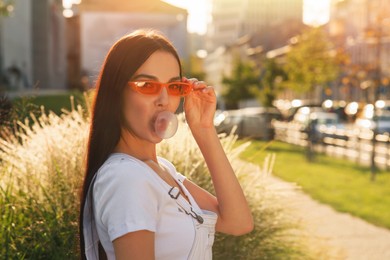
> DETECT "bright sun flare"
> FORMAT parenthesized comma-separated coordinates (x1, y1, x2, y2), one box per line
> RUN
(303, 0, 331, 27)
(165, 0, 331, 33)
(163, 0, 210, 35)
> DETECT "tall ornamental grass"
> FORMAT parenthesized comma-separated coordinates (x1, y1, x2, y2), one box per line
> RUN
(0, 103, 311, 259)
(0, 104, 88, 259)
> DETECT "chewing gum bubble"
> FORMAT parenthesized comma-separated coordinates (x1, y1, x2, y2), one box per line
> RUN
(154, 111, 178, 139)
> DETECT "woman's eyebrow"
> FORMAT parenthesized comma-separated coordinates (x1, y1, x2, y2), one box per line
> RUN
(131, 74, 157, 81)
(169, 76, 181, 82)
(131, 74, 182, 82)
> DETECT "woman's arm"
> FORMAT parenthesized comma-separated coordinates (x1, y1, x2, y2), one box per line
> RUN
(183, 79, 254, 236)
(113, 230, 155, 260)
(183, 128, 254, 235)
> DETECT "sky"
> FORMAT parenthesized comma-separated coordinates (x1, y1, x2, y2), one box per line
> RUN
(163, 0, 210, 35)
(164, 0, 331, 34)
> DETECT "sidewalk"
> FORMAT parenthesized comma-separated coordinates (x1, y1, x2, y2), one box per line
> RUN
(265, 174, 390, 260)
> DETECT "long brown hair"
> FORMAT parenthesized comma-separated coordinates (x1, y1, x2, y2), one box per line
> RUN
(79, 29, 182, 259)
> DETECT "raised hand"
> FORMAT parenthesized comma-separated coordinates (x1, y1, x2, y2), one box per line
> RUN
(183, 77, 217, 131)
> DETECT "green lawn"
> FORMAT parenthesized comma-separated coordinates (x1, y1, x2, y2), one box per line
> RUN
(9, 91, 88, 121)
(240, 140, 390, 230)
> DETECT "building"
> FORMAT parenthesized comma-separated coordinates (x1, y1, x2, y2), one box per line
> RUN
(78, 0, 188, 87)
(328, 0, 390, 101)
(0, 0, 67, 91)
(0, 0, 188, 92)
(203, 0, 304, 98)
(205, 0, 303, 52)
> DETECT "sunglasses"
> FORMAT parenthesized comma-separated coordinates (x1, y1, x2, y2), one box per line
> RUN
(128, 81, 193, 96)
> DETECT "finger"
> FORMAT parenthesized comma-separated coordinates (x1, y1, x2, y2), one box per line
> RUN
(182, 77, 190, 83)
(183, 77, 207, 89)
(193, 81, 207, 91)
(201, 85, 214, 93)
(193, 86, 216, 101)
(182, 77, 197, 84)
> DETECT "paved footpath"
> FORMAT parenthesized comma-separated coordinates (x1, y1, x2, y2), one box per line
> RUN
(263, 174, 390, 260)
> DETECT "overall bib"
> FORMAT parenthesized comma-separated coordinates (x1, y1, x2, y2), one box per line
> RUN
(186, 210, 218, 259)
(168, 185, 218, 259)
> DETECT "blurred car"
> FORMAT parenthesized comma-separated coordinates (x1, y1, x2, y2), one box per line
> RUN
(292, 106, 325, 126)
(375, 100, 390, 113)
(292, 106, 343, 142)
(354, 116, 390, 134)
(283, 99, 322, 121)
(214, 107, 283, 140)
(322, 99, 348, 122)
(344, 101, 366, 123)
(354, 103, 390, 134)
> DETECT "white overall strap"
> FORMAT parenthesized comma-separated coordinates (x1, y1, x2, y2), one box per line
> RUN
(152, 159, 217, 260)
(168, 187, 204, 224)
(167, 187, 217, 260)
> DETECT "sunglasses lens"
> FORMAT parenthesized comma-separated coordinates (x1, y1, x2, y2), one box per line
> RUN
(130, 81, 192, 96)
(168, 83, 192, 96)
(132, 82, 160, 94)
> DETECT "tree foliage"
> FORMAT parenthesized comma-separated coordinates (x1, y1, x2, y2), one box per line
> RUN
(221, 59, 260, 109)
(253, 58, 287, 107)
(0, 0, 13, 16)
(283, 28, 339, 95)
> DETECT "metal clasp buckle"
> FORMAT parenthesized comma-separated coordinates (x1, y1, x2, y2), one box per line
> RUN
(168, 187, 180, 199)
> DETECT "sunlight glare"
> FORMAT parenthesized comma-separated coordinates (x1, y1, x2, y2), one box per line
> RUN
(163, 0, 210, 34)
(62, 0, 73, 9)
(63, 9, 74, 18)
(303, 0, 331, 27)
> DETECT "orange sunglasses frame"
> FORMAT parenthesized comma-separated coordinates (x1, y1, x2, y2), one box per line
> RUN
(128, 81, 193, 96)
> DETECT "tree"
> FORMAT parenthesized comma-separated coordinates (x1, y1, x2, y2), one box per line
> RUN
(252, 58, 287, 107)
(283, 27, 339, 97)
(222, 59, 260, 109)
(0, 0, 13, 16)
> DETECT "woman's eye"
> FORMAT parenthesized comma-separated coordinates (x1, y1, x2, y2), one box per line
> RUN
(170, 84, 181, 90)
(139, 82, 154, 89)
(144, 83, 153, 88)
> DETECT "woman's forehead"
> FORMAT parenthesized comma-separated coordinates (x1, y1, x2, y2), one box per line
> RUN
(134, 51, 180, 81)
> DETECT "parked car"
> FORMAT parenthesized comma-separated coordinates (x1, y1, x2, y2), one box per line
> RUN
(292, 106, 343, 142)
(322, 99, 348, 122)
(354, 104, 390, 134)
(292, 106, 325, 126)
(283, 99, 322, 121)
(375, 100, 390, 113)
(344, 101, 366, 123)
(214, 107, 283, 140)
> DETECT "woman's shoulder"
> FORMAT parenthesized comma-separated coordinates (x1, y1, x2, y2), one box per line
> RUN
(157, 157, 186, 183)
(96, 153, 153, 184)
(157, 156, 175, 171)
(93, 154, 167, 204)
(103, 153, 142, 167)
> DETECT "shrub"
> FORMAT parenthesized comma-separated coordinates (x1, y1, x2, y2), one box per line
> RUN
(0, 94, 13, 126)
(0, 105, 88, 259)
(0, 105, 311, 259)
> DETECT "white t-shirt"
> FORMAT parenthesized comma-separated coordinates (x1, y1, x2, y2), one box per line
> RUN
(91, 153, 204, 259)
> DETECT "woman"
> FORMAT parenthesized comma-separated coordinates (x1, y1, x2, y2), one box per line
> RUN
(79, 29, 253, 260)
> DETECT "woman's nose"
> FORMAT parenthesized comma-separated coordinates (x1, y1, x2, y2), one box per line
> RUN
(156, 87, 169, 107)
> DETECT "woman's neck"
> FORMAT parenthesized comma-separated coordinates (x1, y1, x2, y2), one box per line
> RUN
(114, 134, 157, 162)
